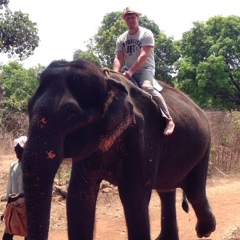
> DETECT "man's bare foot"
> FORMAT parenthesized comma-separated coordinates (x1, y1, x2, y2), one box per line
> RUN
(164, 119, 175, 135)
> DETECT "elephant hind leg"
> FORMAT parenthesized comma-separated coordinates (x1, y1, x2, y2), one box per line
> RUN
(155, 190, 179, 240)
(195, 201, 216, 238)
(185, 191, 216, 238)
(183, 156, 216, 238)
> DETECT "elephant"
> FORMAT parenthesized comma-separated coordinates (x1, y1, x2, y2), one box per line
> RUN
(22, 59, 216, 240)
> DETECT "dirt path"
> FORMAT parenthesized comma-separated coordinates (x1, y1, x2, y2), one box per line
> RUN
(0, 155, 240, 240)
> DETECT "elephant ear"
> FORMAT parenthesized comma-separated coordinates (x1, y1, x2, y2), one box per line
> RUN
(99, 77, 135, 152)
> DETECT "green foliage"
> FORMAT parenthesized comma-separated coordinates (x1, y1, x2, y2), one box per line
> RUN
(177, 15, 240, 110)
(73, 49, 100, 66)
(0, 98, 27, 112)
(155, 32, 181, 84)
(1, 10, 239, 112)
(0, 0, 9, 8)
(0, 7, 39, 59)
(0, 61, 43, 110)
(86, 12, 127, 68)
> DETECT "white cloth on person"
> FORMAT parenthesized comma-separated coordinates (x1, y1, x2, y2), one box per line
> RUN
(13, 136, 27, 148)
(153, 79, 163, 92)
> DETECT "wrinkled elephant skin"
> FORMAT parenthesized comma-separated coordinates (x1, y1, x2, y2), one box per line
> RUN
(22, 60, 216, 240)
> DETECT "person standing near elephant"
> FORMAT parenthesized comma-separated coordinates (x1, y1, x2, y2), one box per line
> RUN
(113, 7, 175, 135)
(2, 136, 27, 240)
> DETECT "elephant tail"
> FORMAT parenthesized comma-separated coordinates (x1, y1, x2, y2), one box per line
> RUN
(182, 191, 189, 213)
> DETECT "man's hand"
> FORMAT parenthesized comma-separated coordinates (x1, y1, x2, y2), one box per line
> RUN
(123, 70, 133, 79)
(8, 193, 23, 203)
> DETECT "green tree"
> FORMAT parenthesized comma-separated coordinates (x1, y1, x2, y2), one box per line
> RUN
(74, 11, 180, 83)
(0, 2, 39, 60)
(0, 0, 9, 8)
(0, 61, 43, 111)
(177, 15, 240, 110)
(155, 32, 180, 84)
(73, 49, 100, 66)
(86, 12, 126, 68)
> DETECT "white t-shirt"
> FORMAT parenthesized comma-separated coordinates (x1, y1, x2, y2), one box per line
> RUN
(115, 26, 155, 74)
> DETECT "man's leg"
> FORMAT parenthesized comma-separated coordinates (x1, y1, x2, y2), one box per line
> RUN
(142, 80, 175, 135)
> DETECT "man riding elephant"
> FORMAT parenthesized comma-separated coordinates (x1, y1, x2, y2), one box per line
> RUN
(113, 7, 175, 135)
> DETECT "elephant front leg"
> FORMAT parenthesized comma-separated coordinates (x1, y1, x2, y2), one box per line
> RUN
(118, 179, 152, 240)
(67, 161, 100, 240)
(155, 190, 179, 240)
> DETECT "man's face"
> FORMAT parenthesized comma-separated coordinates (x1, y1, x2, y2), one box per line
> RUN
(15, 144, 24, 160)
(124, 13, 139, 29)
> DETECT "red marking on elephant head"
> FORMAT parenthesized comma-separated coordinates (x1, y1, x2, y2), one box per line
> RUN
(38, 118, 47, 128)
(46, 151, 56, 159)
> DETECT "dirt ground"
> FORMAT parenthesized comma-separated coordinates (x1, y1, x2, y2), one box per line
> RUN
(0, 155, 240, 240)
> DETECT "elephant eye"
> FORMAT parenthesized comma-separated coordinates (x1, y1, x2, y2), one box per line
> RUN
(63, 103, 81, 121)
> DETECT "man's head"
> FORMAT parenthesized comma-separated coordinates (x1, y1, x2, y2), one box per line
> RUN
(14, 136, 27, 160)
(122, 7, 141, 19)
(122, 7, 141, 30)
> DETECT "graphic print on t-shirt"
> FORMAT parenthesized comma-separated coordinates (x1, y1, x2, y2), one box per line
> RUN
(122, 38, 142, 56)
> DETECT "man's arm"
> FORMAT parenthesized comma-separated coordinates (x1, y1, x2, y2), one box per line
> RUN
(8, 193, 24, 203)
(113, 50, 124, 72)
(124, 46, 153, 79)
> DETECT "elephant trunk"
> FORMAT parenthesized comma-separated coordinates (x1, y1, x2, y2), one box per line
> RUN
(22, 134, 63, 240)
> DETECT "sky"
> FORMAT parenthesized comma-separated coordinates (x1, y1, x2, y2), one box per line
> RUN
(1, 0, 240, 68)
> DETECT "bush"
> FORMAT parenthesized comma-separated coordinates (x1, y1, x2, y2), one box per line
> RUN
(0, 108, 28, 154)
(0, 109, 239, 175)
(207, 111, 240, 174)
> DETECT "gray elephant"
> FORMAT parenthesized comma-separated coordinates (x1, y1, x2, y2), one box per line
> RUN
(22, 59, 216, 240)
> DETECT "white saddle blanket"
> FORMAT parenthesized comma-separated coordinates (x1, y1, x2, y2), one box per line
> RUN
(153, 79, 163, 92)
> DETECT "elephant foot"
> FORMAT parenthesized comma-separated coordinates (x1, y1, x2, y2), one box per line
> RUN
(155, 232, 179, 240)
(196, 214, 216, 238)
